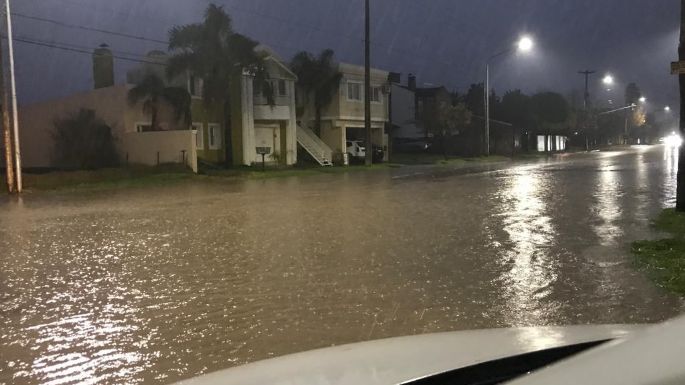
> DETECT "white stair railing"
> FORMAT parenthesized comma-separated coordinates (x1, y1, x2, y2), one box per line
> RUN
(297, 124, 333, 166)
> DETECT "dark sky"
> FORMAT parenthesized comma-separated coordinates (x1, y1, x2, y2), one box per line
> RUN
(13, 0, 681, 114)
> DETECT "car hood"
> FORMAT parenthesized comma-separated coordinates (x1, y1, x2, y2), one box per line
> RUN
(174, 325, 639, 385)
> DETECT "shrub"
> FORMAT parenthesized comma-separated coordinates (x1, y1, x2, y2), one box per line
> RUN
(52, 108, 119, 169)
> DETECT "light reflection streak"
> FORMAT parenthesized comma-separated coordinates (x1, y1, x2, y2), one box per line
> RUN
(499, 166, 557, 325)
(663, 146, 679, 207)
(593, 158, 622, 245)
(23, 307, 150, 384)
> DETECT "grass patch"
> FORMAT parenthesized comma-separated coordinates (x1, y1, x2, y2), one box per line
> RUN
(2, 163, 403, 193)
(2, 164, 197, 193)
(208, 163, 399, 180)
(632, 209, 685, 296)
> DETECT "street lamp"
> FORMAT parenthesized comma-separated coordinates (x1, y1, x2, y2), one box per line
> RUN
(602, 74, 614, 86)
(665, 106, 671, 112)
(485, 35, 534, 156)
(639, 96, 647, 103)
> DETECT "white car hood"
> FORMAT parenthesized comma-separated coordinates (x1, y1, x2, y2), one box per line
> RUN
(174, 325, 638, 385)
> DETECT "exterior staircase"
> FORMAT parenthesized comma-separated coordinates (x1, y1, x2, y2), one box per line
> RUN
(297, 124, 333, 166)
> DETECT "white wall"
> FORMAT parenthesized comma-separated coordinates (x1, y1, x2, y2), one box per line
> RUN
(391, 84, 423, 139)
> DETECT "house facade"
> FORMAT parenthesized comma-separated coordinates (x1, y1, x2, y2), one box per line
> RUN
(298, 62, 390, 164)
(18, 45, 297, 171)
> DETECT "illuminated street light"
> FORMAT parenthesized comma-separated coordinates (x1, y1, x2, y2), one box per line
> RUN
(517, 36, 534, 52)
(665, 106, 671, 112)
(602, 74, 614, 85)
(485, 35, 535, 156)
(639, 96, 647, 103)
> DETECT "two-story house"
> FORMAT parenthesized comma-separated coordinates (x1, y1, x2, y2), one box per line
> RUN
(298, 63, 390, 165)
(18, 45, 297, 171)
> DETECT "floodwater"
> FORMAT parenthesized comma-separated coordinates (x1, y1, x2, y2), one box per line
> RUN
(1, 146, 683, 384)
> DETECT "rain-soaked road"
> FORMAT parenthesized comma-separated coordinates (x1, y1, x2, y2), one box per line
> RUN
(1, 145, 684, 384)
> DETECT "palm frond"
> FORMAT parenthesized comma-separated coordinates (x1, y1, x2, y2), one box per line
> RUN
(168, 24, 204, 51)
(163, 87, 193, 125)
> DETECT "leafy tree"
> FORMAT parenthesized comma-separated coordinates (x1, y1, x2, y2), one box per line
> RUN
(497, 90, 532, 128)
(464, 83, 500, 119)
(52, 109, 118, 169)
(464, 83, 485, 117)
(530, 92, 569, 127)
(530, 92, 569, 152)
(166, 3, 272, 165)
(625, 82, 642, 106)
(290, 49, 342, 135)
(434, 102, 472, 158)
(127, 73, 191, 131)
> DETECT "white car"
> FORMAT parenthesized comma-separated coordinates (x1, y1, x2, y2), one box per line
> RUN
(347, 140, 366, 160)
(175, 315, 685, 385)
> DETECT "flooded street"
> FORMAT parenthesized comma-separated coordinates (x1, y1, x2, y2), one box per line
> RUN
(1, 146, 683, 384)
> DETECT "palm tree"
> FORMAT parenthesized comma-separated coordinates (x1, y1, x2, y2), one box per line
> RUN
(127, 73, 191, 131)
(290, 49, 342, 135)
(166, 4, 272, 165)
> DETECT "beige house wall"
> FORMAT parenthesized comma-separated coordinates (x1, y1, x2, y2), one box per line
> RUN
(121, 130, 197, 172)
(18, 84, 190, 168)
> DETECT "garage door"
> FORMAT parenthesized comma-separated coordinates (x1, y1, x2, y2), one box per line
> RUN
(254, 124, 280, 158)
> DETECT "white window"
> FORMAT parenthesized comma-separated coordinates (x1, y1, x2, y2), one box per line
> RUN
(347, 82, 362, 101)
(277, 79, 287, 97)
(189, 75, 204, 98)
(192, 122, 204, 150)
(371, 87, 382, 103)
(208, 123, 222, 150)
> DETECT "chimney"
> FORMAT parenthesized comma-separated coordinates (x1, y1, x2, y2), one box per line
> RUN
(93, 43, 114, 89)
(408, 74, 416, 91)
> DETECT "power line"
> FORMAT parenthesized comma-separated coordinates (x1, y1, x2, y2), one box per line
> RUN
(13, 34, 158, 60)
(11, 12, 169, 45)
(6, 36, 166, 66)
(13, 1, 468, 84)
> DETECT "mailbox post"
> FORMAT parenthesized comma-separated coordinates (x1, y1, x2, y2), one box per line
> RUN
(256, 147, 271, 171)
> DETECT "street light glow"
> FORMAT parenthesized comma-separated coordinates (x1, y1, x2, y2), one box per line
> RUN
(639, 96, 646, 103)
(602, 75, 614, 85)
(665, 106, 671, 112)
(517, 36, 534, 52)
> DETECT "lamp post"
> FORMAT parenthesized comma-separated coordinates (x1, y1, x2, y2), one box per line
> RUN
(484, 36, 533, 156)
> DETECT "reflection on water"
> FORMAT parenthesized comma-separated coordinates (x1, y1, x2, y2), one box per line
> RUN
(497, 166, 558, 325)
(0, 147, 682, 385)
(593, 157, 623, 245)
(663, 146, 679, 207)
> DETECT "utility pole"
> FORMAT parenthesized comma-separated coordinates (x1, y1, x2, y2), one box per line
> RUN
(485, 64, 490, 156)
(364, 0, 372, 166)
(578, 70, 596, 151)
(4, 0, 20, 192)
(578, 70, 596, 110)
(0, 31, 14, 193)
(677, 0, 685, 212)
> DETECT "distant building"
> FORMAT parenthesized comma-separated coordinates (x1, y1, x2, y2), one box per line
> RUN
(389, 74, 421, 140)
(415, 84, 452, 137)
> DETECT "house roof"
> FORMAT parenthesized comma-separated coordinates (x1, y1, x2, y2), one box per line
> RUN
(338, 62, 389, 79)
(255, 45, 297, 81)
(415, 86, 449, 97)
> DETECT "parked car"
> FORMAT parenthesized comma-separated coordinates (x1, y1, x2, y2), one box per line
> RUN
(346, 140, 366, 160)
